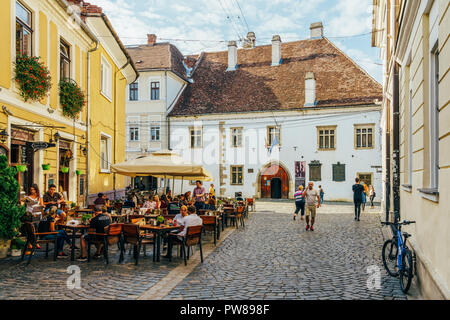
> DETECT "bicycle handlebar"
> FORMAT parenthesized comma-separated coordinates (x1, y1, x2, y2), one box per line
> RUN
(381, 220, 416, 226)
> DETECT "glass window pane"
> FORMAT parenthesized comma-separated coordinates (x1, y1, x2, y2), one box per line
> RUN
(325, 135, 329, 148)
(362, 134, 366, 147)
(319, 136, 323, 148)
(357, 135, 361, 147)
(368, 134, 372, 147)
(16, 2, 31, 25)
(330, 135, 334, 148)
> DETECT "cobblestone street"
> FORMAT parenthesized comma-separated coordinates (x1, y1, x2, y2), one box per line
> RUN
(0, 202, 406, 300)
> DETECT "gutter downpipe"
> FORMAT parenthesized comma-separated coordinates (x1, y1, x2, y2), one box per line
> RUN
(85, 39, 100, 206)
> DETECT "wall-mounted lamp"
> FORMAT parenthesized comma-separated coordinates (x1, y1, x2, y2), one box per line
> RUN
(0, 129, 8, 144)
(80, 145, 87, 156)
(54, 132, 61, 142)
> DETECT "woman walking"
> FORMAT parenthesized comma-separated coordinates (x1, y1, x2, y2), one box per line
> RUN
(361, 182, 368, 211)
(293, 185, 306, 221)
(318, 185, 325, 205)
(369, 185, 376, 208)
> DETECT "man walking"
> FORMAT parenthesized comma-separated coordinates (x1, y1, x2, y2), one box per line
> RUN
(303, 182, 321, 231)
(352, 178, 365, 221)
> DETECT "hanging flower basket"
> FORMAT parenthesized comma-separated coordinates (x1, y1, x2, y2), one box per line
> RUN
(42, 164, 50, 171)
(76, 170, 82, 175)
(16, 165, 27, 173)
(14, 54, 51, 102)
(59, 79, 86, 119)
(61, 167, 69, 173)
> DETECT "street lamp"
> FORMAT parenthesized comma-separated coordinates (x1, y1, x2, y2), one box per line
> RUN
(0, 129, 8, 144)
(54, 132, 61, 142)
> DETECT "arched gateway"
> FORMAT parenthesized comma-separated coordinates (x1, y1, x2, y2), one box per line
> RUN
(258, 163, 290, 199)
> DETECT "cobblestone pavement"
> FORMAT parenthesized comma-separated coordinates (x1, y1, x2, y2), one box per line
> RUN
(0, 202, 407, 300)
(0, 244, 180, 300)
(165, 202, 407, 300)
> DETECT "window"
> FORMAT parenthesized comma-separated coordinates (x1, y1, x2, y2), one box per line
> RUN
(357, 173, 373, 187)
(267, 126, 281, 146)
(354, 124, 374, 149)
(231, 127, 243, 147)
(16, 1, 32, 56)
(129, 82, 138, 101)
(190, 127, 202, 148)
(129, 127, 139, 141)
(309, 161, 321, 181)
(317, 126, 336, 150)
(60, 40, 70, 80)
(151, 81, 160, 100)
(231, 166, 243, 185)
(151, 125, 160, 141)
(332, 162, 346, 182)
(101, 56, 112, 99)
(429, 47, 439, 189)
(100, 135, 110, 171)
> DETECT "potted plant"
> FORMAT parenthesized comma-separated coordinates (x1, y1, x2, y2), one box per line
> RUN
(61, 166, 69, 173)
(0, 155, 25, 258)
(14, 54, 51, 102)
(59, 79, 86, 119)
(81, 214, 92, 225)
(42, 163, 50, 171)
(10, 237, 26, 257)
(156, 215, 165, 226)
(16, 164, 27, 172)
(76, 170, 82, 175)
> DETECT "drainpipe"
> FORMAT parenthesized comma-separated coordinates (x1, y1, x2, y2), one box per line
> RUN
(85, 39, 99, 206)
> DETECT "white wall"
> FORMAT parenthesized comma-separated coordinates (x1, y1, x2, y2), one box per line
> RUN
(170, 108, 382, 202)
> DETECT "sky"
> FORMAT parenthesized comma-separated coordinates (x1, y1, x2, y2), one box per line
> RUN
(92, 0, 382, 82)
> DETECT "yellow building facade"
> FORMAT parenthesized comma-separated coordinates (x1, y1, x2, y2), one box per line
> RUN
(373, 0, 449, 299)
(0, 0, 137, 205)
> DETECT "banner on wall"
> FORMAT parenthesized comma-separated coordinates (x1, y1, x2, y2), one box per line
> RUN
(294, 161, 306, 190)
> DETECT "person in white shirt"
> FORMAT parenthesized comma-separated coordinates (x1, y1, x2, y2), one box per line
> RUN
(165, 206, 203, 259)
(173, 205, 188, 226)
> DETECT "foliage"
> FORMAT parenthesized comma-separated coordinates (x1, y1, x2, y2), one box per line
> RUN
(59, 79, 86, 119)
(0, 156, 25, 240)
(15, 54, 51, 102)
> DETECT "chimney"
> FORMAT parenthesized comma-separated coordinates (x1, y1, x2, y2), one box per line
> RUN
(310, 22, 324, 39)
(227, 41, 237, 71)
(304, 72, 316, 106)
(271, 35, 282, 66)
(244, 31, 256, 48)
(147, 34, 157, 45)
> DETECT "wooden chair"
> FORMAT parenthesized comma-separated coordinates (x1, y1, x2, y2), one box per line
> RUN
(200, 215, 219, 245)
(21, 222, 59, 265)
(169, 225, 203, 265)
(87, 223, 123, 264)
(235, 206, 245, 228)
(246, 198, 255, 211)
(122, 224, 155, 265)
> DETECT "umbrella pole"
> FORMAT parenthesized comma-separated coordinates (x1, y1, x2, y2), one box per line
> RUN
(164, 174, 167, 194)
(181, 176, 184, 194)
(172, 176, 175, 194)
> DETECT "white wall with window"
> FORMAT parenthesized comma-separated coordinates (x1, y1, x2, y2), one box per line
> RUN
(170, 109, 382, 201)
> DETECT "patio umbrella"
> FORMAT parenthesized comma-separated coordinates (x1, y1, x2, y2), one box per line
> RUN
(110, 150, 213, 181)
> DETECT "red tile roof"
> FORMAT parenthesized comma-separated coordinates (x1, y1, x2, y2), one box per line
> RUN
(169, 38, 382, 116)
(126, 43, 187, 81)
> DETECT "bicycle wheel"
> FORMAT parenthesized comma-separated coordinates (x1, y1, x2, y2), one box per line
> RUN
(382, 239, 399, 276)
(399, 248, 414, 293)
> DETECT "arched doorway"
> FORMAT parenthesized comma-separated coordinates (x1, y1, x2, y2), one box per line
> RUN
(260, 164, 289, 199)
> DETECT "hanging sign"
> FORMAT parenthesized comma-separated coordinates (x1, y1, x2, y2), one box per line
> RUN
(26, 141, 56, 151)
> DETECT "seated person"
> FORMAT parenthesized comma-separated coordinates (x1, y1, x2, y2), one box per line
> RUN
(165, 205, 203, 259)
(94, 193, 110, 208)
(77, 206, 112, 261)
(160, 195, 168, 209)
(122, 195, 136, 209)
(178, 195, 188, 207)
(38, 206, 72, 258)
(207, 195, 216, 211)
(142, 197, 152, 209)
(42, 184, 66, 222)
(173, 205, 188, 226)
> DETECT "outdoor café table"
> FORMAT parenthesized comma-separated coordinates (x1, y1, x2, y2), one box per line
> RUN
(61, 224, 89, 261)
(140, 224, 180, 262)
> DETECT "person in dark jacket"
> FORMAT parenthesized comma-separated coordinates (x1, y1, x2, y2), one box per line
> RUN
(352, 178, 365, 221)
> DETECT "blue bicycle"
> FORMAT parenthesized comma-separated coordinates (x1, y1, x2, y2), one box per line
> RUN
(381, 220, 416, 293)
